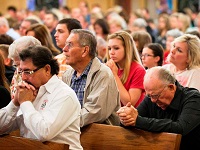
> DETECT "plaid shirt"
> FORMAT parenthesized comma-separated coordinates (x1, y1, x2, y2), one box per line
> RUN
(70, 60, 92, 107)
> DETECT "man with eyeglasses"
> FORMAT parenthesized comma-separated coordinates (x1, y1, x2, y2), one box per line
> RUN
(62, 29, 120, 127)
(117, 66, 200, 150)
(0, 46, 83, 149)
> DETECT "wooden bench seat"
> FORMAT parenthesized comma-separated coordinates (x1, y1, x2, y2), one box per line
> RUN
(80, 123, 182, 150)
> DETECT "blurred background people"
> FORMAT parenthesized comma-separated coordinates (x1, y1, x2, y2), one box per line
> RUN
(19, 18, 39, 36)
(26, 23, 60, 56)
(0, 17, 20, 40)
(43, 11, 61, 51)
(131, 31, 152, 55)
(96, 36, 107, 62)
(93, 19, 109, 40)
(141, 43, 164, 69)
(0, 44, 15, 84)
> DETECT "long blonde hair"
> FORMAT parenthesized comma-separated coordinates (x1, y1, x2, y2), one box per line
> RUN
(107, 31, 141, 83)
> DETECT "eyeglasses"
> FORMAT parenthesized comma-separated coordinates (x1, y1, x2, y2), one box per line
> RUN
(18, 67, 42, 76)
(64, 42, 84, 50)
(146, 85, 167, 101)
(141, 54, 154, 58)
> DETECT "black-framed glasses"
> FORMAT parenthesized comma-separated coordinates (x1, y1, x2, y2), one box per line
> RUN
(18, 67, 43, 76)
(146, 85, 167, 101)
(141, 54, 154, 58)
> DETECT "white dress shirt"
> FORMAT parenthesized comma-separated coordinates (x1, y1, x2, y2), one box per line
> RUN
(0, 75, 83, 150)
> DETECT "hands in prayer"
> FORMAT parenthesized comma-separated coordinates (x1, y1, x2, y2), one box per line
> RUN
(13, 81, 37, 106)
(117, 102, 138, 126)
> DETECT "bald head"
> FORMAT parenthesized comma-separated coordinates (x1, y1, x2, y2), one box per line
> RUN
(144, 67, 176, 90)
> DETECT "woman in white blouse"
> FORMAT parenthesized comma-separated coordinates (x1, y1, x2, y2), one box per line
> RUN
(163, 34, 200, 91)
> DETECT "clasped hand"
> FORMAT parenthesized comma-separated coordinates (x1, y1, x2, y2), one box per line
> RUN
(117, 102, 138, 126)
(13, 81, 37, 106)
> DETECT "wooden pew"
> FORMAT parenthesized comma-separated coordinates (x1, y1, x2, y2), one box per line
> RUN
(80, 123, 182, 150)
(0, 134, 69, 150)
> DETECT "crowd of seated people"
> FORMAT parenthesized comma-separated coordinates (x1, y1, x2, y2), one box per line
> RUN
(0, 1, 200, 149)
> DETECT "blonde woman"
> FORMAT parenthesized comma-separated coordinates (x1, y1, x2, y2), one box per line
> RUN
(106, 31, 146, 107)
(163, 34, 200, 91)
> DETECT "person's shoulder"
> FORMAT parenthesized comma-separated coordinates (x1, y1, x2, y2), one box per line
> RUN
(130, 62, 145, 72)
(91, 58, 111, 72)
(179, 85, 200, 98)
(162, 63, 174, 71)
(62, 66, 74, 76)
(189, 67, 200, 73)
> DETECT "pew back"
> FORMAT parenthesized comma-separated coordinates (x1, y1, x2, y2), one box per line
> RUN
(0, 134, 69, 150)
(80, 123, 181, 150)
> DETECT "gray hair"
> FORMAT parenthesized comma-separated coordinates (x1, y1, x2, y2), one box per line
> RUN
(146, 66, 176, 85)
(166, 29, 183, 38)
(0, 17, 9, 28)
(71, 29, 97, 58)
(96, 36, 107, 49)
(133, 18, 147, 28)
(8, 36, 41, 60)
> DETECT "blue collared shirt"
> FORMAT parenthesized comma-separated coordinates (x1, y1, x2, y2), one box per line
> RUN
(70, 60, 92, 107)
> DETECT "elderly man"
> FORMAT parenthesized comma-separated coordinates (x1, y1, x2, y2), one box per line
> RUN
(62, 29, 120, 127)
(0, 46, 82, 150)
(117, 66, 200, 150)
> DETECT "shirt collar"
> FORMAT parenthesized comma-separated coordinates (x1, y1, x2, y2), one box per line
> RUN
(167, 81, 183, 110)
(72, 59, 93, 79)
(39, 75, 59, 94)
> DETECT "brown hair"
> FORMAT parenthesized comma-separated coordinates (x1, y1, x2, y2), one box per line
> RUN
(26, 23, 60, 56)
(0, 54, 10, 92)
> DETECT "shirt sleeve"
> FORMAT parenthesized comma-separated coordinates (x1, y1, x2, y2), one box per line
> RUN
(0, 101, 19, 134)
(129, 64, 145, 90)
(20, 95, 80, 141)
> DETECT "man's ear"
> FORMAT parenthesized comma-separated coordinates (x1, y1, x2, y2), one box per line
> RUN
(82, 46, 89, 57)
(44, 64, 51, 75)
(168, 84, 176, 92)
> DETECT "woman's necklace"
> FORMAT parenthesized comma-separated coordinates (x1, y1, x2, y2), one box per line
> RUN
(173, 67, 188, 75)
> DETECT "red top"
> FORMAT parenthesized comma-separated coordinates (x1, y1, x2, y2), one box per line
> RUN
(118, 61, 146, 107)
